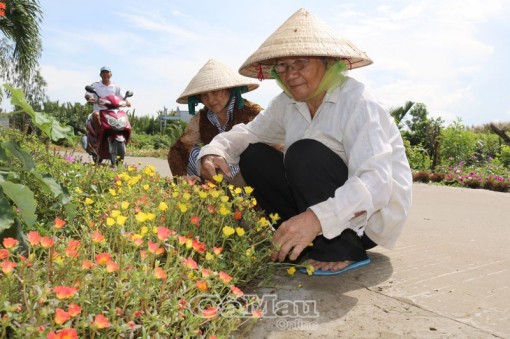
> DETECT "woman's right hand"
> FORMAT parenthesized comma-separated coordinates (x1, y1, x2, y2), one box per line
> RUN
(200, 155, 232, 183)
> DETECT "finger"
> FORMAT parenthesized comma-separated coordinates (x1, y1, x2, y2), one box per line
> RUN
(288, 243, 306, 261)
(277, 241, 294, 262)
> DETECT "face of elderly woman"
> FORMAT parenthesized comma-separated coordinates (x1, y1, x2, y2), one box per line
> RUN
(274, 57, 327, 102)
(200, 89, 231, 114)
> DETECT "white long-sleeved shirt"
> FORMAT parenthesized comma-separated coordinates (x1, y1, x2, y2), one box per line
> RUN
(85, 81, 122, 112)
(199, 77, 412, 249)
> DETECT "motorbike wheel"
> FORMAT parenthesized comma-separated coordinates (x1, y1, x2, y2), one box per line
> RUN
(110, 140, 126, 166)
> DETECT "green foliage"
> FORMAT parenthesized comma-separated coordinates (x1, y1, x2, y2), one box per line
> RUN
(497, 144, 510, 167)
(440, 119, 478, 167)
(0, 86, 75, 242)
(403, 139, 432, 171)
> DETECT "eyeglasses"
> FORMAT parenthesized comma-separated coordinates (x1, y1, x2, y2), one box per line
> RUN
(272, 59, 310, 75)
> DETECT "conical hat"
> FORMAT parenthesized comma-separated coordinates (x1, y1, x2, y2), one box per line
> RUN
(239, 8, 373, 79)
(177, 59, 259, 104)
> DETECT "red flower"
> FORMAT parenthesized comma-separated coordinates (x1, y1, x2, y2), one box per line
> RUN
(93, 314, 111, 329)
(218, 271, 233, 283)
(157, 227, 173, 241)
(192, 239, 206, 253)
(95, 253, 111, 265)
(190, 216, 200, 226)
(2, 237, 18, 249)
(48, 328, 78, 339)
(0, 249, 8, 260)
(40, 237, 54, 248)
(202, 306, 218, 318)
(54, 217, 67, 229)
(54, 286, 78, 300)
(27, 231, 40, 246)
(234, 209, 242, 220)
(67, 303, 81, 317)
(1, 260, 16, 274)
(54, 308, 70, 325)
(154, 267, 167, 280)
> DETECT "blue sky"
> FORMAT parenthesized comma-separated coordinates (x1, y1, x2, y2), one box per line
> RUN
(29, 0, 510, 126)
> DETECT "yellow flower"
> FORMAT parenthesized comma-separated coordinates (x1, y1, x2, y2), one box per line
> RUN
(172, 191, 179, 198)
(141, 226, 148, 235)
(106, 218, 116, 226)
(269, 213, 281, 223)
(185, 239, 192, 249)
(109, 189, 117, 196)
(177, 203, 188, 213)
(111, 210, 121, 218)
(219, 206, 230, 216)
(74, 188, 83, 194)
(244, 186, 254, 194)
(258, 217, 270, 227)
(235, 227, 245, 237)
(128, 166, 135, 172)
(287, 267, 297, 276)
(183, 192, 191, 201)
(116, 215, 127, 226)
(210, 190, 220, 198)
(305, 264, 314, 276)
(147, 213, 156, 221)
(245, 248, 252, 256)
(234, 187, 242, 195)
(212, 173, 223, 183)
(159, 202, 168, 211)
(121, 201, 130, 210)
(143, 184, 150, 190)
(205, 252, 214, 261)
(222, 226, 235, 237)
(118, 187, 123, 193)
(198, 191, 208, 199)
(85, 198, 94, 205)
(143, 166, 155, 176)
(135, 212, 147, 223)
(220, 196, 229, 203)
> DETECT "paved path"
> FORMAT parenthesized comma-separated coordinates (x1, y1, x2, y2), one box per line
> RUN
(63, 151, 510, 338)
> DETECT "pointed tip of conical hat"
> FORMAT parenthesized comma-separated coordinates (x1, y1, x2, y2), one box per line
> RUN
(177, 59, 259, 104)
(239, 8, 373, 79)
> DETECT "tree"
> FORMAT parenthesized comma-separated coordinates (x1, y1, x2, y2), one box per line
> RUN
(0, 0, 47, 107)
(390, 101, 415, 130)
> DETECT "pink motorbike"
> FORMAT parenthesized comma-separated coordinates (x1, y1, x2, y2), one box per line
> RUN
(82, 85, 134, 166)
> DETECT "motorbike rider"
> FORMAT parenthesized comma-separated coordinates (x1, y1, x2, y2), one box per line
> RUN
(84, 66, 131, 135)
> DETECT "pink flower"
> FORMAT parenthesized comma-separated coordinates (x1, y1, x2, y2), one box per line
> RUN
(231, 285, 244, 296)
(95, 253, 111, 265)
(67, 303, 81, 317)
(1, 260, 16, 274)
(106, 260, 119, 272)
(54, 217, 67, 229)
(181, 257, 198, 270)
(27, 231, 40, 246)
(92, 314, 111, 329)
(54, 286, 78, 300)
(154, 267, 167, 280)
(157, 227, 173, 241)
(219, 271, 233, 283)
(54, 308, 70, 325)
(202, 306, 218, 318)
(2, 237, 18, 249)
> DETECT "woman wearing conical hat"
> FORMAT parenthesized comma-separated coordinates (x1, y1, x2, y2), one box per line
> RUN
(198, 9, 413, 276)
(167, 59, 263, 177)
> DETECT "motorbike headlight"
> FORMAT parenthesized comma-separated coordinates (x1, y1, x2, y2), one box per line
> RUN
(106, 115, 128, 129)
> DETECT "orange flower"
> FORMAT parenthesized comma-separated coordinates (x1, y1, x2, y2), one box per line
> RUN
(202, 306, 218, 318)
(48, 328, 78, 339)
(27, 231, 40, 246)
(218, 271, 233, 283)
(81, 260, 96, 270)
(212, 247, 222, 255)
(106, 260, 119, 272)
(95, 253, 111, 265)
(54, 217, 67, 229)
(231, 286, 244, 296)
(181, 257, 198, 270)
(54, 286, 78, 300)
(147, 240, 160, 254)
(91, 231, 105, 243)
(64, 240, 80, 258)
(67, 303, 81, 317)
(157, 227, 173, 241)
(93, 314, 111, 329)
(40, 236, 54, 248)
(190, 216, 200, 226)
(233, 209, 242, 220)
(1, 260, 16, 274)
(0, 249, 8, 260)
(252, 309, 263, 319)
(154, 267, 167, 280)
(54, 308, 70, 325)
(2, 237, 18, 249)
(201, 268, 211, 278)
(192, 240, 206, 253)
(196, 280, 208, 291)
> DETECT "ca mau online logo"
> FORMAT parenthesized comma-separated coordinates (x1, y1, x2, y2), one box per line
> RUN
(188, 293, 319, 319)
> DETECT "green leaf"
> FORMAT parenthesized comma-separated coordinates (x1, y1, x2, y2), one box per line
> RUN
(0, 193, 16, 232)
(0, 143, 9, 163)
(3, 84, 75, 143)
(1, 140, 35, 170)
(0, 181, 37, 227)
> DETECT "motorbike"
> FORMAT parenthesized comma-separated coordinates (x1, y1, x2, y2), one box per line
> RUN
(82, 85, 134, 166)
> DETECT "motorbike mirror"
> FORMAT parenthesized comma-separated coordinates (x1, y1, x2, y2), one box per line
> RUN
(124, 91, 134, 99)
(85, 85, 96, 94)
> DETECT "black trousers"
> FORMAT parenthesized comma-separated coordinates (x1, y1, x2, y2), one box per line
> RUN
(239, 139, 376, 262)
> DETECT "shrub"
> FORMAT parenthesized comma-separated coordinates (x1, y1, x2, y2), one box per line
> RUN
(412, 171, 430, 183)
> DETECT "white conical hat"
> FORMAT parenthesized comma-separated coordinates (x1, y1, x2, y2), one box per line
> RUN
(239, 8, 373, 79)
(177, 59, 259, 104)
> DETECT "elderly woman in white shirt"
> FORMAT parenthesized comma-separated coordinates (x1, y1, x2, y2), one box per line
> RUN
(199, 8, 412, 276)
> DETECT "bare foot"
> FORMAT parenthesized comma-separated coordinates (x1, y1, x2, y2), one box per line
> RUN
(307, 259, 354, 272)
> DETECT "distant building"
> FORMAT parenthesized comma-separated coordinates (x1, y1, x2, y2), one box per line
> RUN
(159, 106, 194, 127)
